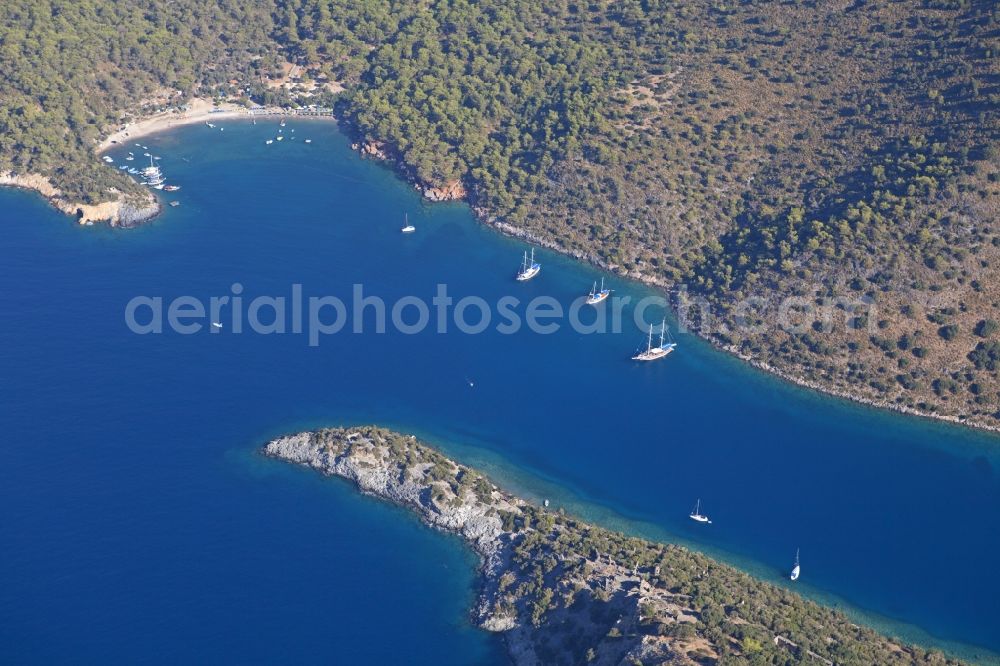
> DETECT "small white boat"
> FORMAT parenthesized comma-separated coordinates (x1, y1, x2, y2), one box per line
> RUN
(790, 549, 801, 581)
(516, 248, 541, 281)
(212, 322, 223, 329)
(632, 319, 676, 361)
(586, 277, 611, 305)
(401, 213, 416, 233)
(125, 155, 134, 161)
(304, 139, 312, 144)
(206, 122, 215, 128)
(135, 143, 142, 147)
(266, 140, 273, 145)
(103, 156, 114, 163)
(276, 136, 283, 141)
(689, 499, 711, 524)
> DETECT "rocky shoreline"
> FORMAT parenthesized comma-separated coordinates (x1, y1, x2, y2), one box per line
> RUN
(9, 101, 992, 434)
(0, 171, 160, 227)
(345, 133, 998, 438)
(264, 425, 969, 666)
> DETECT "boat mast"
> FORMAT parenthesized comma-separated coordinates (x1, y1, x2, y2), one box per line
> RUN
(647, 324, 653, 353)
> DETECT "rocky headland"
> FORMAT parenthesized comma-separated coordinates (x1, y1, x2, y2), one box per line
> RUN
(265, 425, 967, 666)
(0, 172, 160, 227)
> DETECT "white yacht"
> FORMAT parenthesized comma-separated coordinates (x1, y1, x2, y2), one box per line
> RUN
(689, 499, 711, 524)
(790, 549, 800, 581)
(401, 213, 416, 233)
(632, 319, 676, 361)
(516, 248, 541, 281)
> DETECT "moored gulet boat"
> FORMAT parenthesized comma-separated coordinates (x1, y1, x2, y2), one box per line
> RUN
(585, 277, 611, 305)
(139, 155, 165, 188)
(632, 318, 676, 361)
(516, 248, 541, 281)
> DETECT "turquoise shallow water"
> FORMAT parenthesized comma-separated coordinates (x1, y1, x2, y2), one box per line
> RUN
(1, 120, 998, 663)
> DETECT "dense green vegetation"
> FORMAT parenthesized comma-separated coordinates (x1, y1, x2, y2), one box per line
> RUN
(2, 0, 997, 423)
(0, 0, 283, 202)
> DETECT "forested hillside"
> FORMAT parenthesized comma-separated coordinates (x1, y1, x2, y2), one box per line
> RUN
(1, 0, 998, 425)
(0, 0, 282, 202)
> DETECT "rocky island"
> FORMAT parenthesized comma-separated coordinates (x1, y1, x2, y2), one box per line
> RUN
(265, 426, 965, 666)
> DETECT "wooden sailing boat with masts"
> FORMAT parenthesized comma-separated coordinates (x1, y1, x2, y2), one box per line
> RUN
(632, 318, 676, 361)
(516, 248, 541, 281)
(585, 277, 611, 305)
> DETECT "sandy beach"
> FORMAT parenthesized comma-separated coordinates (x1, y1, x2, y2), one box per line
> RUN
(97, 99, 250, 152)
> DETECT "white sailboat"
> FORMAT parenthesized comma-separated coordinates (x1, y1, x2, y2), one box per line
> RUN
(689, 499, 711, 524)
(586, 277, 611, 305)
(790, 549, 801, 581)
(401, 213, 416, 233)
(516, 248, 541, 281)
(632, 319, 676, 361)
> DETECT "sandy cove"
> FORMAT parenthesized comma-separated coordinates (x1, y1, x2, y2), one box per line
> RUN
(97, 98, 251, 152)
(2, 99, 304, 226)
(0, 99, 245, 226)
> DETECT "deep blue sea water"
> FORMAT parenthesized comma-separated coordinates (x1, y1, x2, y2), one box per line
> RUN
(1, 120, 999, 664)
